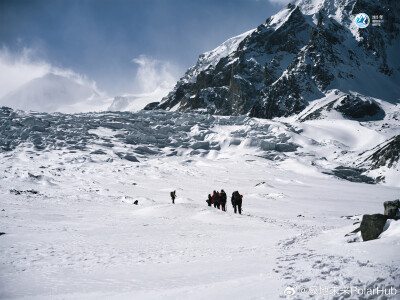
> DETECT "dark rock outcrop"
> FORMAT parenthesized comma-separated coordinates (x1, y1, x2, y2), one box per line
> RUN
(323, 166, 375, 183)
(143, 102, 159, 110)
(360, 214, 388, 241)
(365, 135, 400, 169)
(299, 94, 385, 122)
(359, 212, 400, 241)
(384, 199, 400, 217)
(335, 95, 383, 119)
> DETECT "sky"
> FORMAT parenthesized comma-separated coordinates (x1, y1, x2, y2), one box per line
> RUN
(0, 0, 289, 99)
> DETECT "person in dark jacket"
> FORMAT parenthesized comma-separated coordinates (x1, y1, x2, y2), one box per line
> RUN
(220, 189, 227, 211)
(231, 191, 242, 214)
(171, 190, 176, 204)
(214, 191, 221, 209)
(207, 194, 212, 206)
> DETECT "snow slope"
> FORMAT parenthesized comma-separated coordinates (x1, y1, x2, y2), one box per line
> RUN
(0, 108, 399, 299)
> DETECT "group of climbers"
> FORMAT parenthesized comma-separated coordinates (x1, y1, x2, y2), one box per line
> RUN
(170, 189, 243, 214)
(207, 190, 228, 211)
(206, 190, 243, 214)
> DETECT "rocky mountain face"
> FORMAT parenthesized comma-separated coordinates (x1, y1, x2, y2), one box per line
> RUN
(365, 135, 400, 169)
(146, 0, 400, 120)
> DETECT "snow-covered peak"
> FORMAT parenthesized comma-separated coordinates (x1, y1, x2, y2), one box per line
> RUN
(296, 0, 352, 15)
(182, 29, 254, 84)
(268, 5, 295, 28)
(201, 29, 255, 67)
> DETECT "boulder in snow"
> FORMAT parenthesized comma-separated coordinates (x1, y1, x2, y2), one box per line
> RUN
(360, 214, 388, 241)
(384, 200, 400, 218)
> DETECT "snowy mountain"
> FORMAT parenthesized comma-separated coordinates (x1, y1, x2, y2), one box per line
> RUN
(146, 0, 400, 120)
(0, 73, 103, 113)
(1, 0, 400, 298)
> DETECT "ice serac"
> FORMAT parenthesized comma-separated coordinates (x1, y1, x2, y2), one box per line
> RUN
(147, 0, 400, 119)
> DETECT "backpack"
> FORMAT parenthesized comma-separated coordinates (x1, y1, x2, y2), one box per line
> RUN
(170, 191, 174, 197)
(233, 191, 241, 201)
(220, 192, 227, 202)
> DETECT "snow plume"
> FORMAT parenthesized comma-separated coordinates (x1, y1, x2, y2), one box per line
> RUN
(0, 47, 100, 99)
(0, 46, 106, 113)
(132, 55, 179, 94)
(0, 47, 50, 99)
(106, 56, 180, 112)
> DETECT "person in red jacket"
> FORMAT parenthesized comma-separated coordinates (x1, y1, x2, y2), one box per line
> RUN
(212, 190, 217, 207)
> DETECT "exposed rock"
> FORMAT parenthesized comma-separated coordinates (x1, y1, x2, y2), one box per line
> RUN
(10, 189, 39, 195)
(335, 95, 383, 119)
(365, 135, 400, 169)
(360, 214, 388, 241)
(299, 94, 385, 122)
(143, 102, 159, 110)
(384, 200, 400, 217)
(324, 166, 375, 184)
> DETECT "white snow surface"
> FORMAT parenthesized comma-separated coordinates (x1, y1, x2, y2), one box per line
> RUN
(0, 109, 399, 299)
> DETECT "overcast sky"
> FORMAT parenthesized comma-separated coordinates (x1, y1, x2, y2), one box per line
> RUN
(0, 0, 289, 97)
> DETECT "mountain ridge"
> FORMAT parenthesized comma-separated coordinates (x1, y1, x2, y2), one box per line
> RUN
(146, 0, 400, 120)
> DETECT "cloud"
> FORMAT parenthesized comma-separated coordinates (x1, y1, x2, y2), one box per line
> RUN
(0, 46, 100, 99)
(0, 47, 50, 98)
(105, 55, 181, 112)
(132, 55, 180, 94)
(0, 48, 179, 113)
